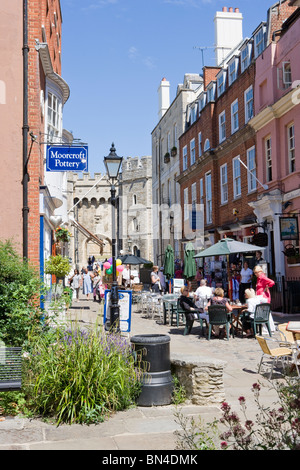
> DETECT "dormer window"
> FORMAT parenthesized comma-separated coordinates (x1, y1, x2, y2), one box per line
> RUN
(254, 25, 266, 58)
(217, 71, 226, 97)
(240, 42, 252, 73)
(207, 82, 216, 103)
(199, 92, 206, 111)
(228, 57, 239, 86)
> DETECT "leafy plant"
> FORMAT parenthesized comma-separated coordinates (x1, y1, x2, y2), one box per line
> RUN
(0, 240, 43, 347)
(24, 325, 142, 425)
(44, 255, 71, 279)
(55, 226, 71, 243)
(174, 379, 300, 450)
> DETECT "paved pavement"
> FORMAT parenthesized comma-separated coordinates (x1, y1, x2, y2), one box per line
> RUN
(1, 295, 299, 450)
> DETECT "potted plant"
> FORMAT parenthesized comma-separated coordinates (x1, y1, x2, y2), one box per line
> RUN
(55, 226, 71, 243)
(171, 146, 177, 157)
(164, 152, 170, 163)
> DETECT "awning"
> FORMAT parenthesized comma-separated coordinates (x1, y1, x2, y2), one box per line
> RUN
(69, 217, 104, 249)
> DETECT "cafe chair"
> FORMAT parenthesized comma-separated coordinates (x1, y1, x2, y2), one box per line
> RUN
(175, 299, 186, 328)
(207, 305, 234, 341)
(251, 303, 272, 337)
(256, 335, 295, 379)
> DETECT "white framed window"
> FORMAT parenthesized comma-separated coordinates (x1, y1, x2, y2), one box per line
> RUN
(200, 178, 204, 206)
(233, 157, 241, 199)
(167, 132, 171, 154)
(190, 104, 198, 125)
(47, 91, 62, 142)
(184, 187, 189, 220)
(219, 111, 226, 143)
(254, 26, 265, 58)
(241, 43, 251, 73)
(190, 138, 196, 165)
(204, 138, 210, 152)
(287, 123, 295, 173)
(244, 86, 253, 123)
(173, 124, 177, 147)
(199, 92, 206, 111)
(277, 61, 292, 89)
(207, 83, 215, 102)
(183, 145, 188, 170)
(247, 146, 257, 192)
(220, 164, 228, 204)
(198, 132, 202, 157)
(217, 71, 226, 97)
(231, 99, 239, 134)
(205, 172, 212, 224)
(265, 137, 272, 182)
(228, 58, 238, 85)
(191, 182, 197, 208)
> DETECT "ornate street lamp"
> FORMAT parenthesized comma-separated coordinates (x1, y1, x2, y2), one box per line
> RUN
(104, 143, 123, 331)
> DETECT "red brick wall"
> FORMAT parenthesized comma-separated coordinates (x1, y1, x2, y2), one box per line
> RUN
(27, 0, 62, 266)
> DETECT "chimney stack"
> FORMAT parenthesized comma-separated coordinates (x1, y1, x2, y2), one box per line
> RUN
(158, 77, 170, 120)
(214, 7, 243, 65)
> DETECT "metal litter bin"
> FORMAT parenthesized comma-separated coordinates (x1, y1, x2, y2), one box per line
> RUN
(131, 334, 173, 406)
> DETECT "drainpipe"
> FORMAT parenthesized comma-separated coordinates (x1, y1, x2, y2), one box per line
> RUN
(22, 0, 29, 259)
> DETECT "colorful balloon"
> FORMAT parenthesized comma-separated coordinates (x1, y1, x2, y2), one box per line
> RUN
(106, 267, 113, 275)
(103, 262, 111, 269)
(116, 259, 122, 266)
(116, 265, 124, 272)
(108, 257, 113, 264)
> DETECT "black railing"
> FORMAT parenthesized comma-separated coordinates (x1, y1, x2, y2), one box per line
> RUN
(271, 275, 300, 314)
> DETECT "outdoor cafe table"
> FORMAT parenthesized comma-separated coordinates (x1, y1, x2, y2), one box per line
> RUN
(230, 304, 247, 336)
(286, 322, 300, 372)
(162, 294, 179, 325)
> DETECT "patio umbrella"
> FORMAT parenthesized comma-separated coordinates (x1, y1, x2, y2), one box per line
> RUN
(194, 238, 265, 299)
(193, 238, 266, 258)
(119, 254, 152, 265)
(163, 244, 174, 293)
(183, 242, 196, 280)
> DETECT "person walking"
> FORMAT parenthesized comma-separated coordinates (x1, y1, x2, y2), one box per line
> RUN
(82, 268, 93, 300)
(69, 268, 81, 302)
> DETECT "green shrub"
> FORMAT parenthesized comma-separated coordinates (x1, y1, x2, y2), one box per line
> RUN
(24, 325, 142, 425)
(0, 240, 43, 347)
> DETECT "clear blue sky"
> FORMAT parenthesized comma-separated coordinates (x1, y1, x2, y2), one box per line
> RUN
(61, 0, 275, 176)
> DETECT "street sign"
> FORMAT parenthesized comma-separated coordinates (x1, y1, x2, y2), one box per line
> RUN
(104, 290, 132, 333)
(46, 145, 88, 172)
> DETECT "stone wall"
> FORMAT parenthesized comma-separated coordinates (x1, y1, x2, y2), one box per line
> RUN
(171, 353, 226, 405)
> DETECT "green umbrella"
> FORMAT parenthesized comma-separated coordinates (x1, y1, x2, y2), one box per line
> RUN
(163, 245, 174, 280)
(183, 242, 196, 280)
(193, 238, 266, 258)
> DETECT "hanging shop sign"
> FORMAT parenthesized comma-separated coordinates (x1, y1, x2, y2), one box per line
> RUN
(279, 217, 299, 241)
(46, 145, 88, 172)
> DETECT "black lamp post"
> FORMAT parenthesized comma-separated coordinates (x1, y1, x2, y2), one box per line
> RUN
(104, 143, 123, 331)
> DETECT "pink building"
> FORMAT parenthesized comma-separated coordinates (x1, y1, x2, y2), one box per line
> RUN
(250, 6, 300, 277)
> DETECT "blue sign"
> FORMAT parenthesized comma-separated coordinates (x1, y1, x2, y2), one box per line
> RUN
(104, 290, 132, 333)
(46, 145, 88, 172)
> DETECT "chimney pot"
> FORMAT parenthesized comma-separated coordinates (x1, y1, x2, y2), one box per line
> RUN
(229, 7, 233, 12)
(234, 7, 239, 12)
(222, 6, 227, 11)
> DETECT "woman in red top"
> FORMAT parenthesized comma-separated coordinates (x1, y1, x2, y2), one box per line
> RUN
(252, 266, 275, 303)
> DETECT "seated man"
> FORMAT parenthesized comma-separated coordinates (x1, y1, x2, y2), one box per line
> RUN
(194, 279, 213, 310)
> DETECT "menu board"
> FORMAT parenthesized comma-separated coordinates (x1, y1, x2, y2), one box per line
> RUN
(104, 290, 132, 333)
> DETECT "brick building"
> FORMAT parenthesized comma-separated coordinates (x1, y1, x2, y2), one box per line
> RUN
(0, 1, 71, 278)
(177, 1, 298, 282)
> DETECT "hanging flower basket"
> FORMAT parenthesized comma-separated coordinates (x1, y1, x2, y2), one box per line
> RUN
(55, 226, 71, 243)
